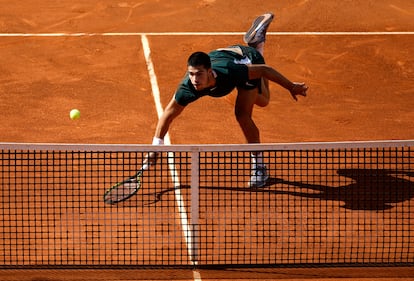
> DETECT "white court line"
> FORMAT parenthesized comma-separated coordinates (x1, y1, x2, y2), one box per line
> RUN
(141, 35, 199, 273)
(0, 31, 413, 37)
(193, 270, 202, 281)
(141, 35, 164, 120)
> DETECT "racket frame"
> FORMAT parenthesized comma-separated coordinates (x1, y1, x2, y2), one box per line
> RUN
(103, 168, 144, 204)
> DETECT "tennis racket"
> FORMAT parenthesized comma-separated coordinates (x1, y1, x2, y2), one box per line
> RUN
(103, 167, 145, 204)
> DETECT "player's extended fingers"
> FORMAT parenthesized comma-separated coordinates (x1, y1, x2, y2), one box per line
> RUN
(148, 152, 159, 162)
(301, 84, 308, 96)
(290, 83, 308, 100)
(143, 152, 159, 166)
(295, 83, 308, 96)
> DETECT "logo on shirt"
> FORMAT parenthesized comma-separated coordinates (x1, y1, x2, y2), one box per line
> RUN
(234, 56, 252, 65)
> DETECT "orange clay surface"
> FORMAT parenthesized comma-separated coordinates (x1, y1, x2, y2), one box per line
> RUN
(0, 1, 413, 280)
(0, 0, 413, 145)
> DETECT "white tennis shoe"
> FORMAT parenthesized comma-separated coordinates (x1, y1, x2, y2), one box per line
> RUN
(244, 12, 274, 47)
(248, 165, 269, 188)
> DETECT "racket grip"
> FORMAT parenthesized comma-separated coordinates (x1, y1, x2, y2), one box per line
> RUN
(141, 137, 163, 170)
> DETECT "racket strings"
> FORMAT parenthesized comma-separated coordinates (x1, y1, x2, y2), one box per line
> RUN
(104, 175, 142, 204)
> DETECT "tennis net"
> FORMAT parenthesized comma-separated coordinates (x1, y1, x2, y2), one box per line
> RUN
(0, 140, 413, 268)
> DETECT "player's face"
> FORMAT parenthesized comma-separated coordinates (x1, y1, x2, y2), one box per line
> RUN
(188, 65, 212, 91)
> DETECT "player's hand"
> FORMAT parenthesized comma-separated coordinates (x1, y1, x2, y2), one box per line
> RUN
(144, 152, 159, 166)
(289, 82, 308, 101)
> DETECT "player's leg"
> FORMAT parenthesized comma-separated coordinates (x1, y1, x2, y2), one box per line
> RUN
(244, 13, 273, 107)
(255, 78, 270, 107)
(235, 87, 260, 143)
(235, 87, 269, 188)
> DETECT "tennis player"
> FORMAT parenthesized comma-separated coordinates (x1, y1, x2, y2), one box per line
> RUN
(149, 12, 308, 188)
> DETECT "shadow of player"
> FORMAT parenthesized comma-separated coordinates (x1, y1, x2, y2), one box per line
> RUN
(269, 169, 414, 211)
(121, 169, 413, 211)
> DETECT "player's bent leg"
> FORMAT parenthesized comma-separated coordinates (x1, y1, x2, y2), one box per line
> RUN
(255, 78, 270, 107)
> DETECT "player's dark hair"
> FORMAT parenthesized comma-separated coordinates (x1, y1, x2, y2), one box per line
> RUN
(187, 52, 211, 69)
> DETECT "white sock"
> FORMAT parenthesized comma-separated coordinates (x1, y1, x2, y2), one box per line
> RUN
(152, 137, 164, 145)
(251, 152, 264, 170)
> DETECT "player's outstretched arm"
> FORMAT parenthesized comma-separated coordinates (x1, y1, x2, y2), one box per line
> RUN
(247, 64, 308, 100)
(143, 96, 185, 170)
(154, 96, 185, 139)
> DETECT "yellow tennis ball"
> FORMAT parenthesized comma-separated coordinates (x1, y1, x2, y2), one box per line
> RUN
(70, 109, 80, 120)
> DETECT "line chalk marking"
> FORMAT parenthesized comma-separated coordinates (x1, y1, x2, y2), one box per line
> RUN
(141, 35, 198, 272)
(0, 31, 413, 37)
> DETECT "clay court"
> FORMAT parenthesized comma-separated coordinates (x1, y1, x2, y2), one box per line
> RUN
(0, 0, 413, 280)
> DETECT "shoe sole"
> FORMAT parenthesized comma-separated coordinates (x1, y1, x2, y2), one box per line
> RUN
(243, 13, 274, 44)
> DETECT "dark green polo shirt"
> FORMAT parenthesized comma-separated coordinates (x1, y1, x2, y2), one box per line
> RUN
(174, 45, 265, 106)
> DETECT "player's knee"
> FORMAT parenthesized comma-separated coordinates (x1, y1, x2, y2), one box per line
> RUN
(255, 95, 269, 107)
(255, 80, 270, 107)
